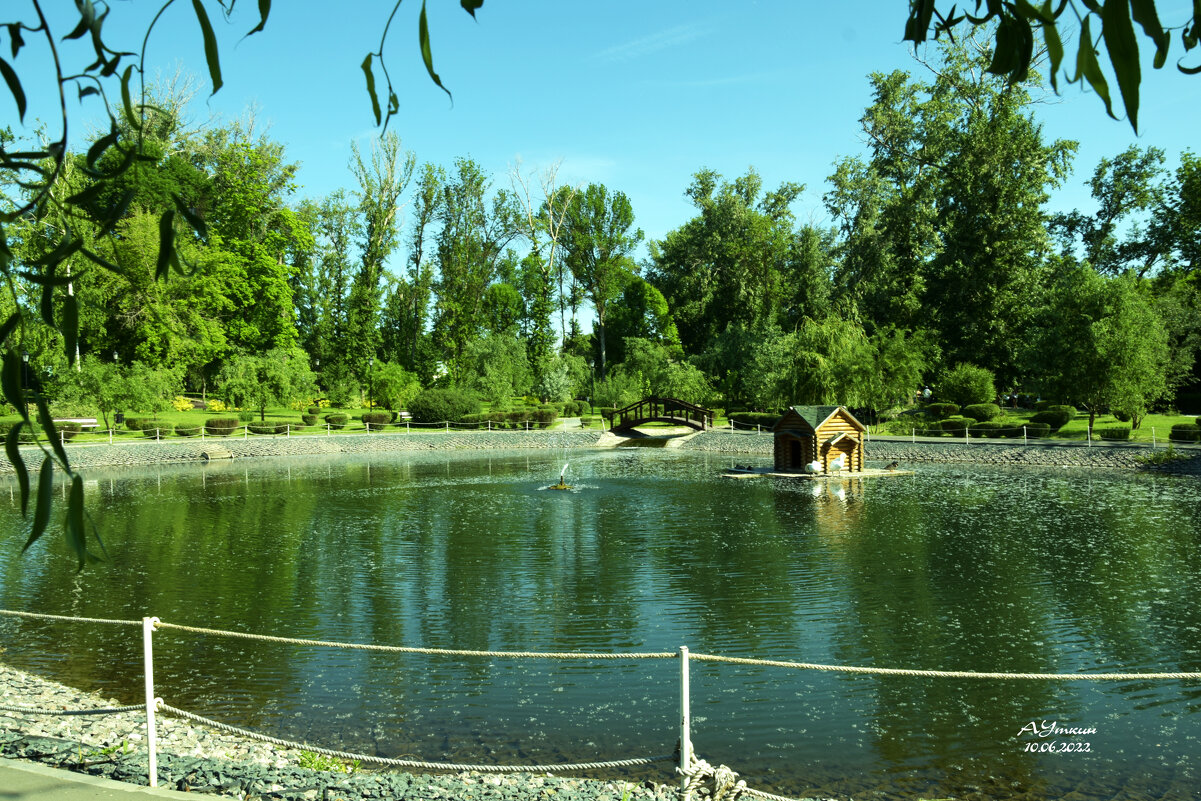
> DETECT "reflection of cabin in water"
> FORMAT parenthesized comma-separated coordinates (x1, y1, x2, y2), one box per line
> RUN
(771, 406, 866, 473)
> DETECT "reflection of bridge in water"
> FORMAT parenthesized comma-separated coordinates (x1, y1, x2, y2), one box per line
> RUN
(609, 396, 714, 432)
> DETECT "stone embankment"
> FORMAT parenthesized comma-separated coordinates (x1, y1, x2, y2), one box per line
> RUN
(0, 662, 689, 801)
(2, 427, 1198, 475)
(0, 430, 602, 474)
(678, 430, 1201, 475)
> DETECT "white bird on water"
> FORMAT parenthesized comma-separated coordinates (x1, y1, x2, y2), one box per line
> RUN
(829, 454, 847, 472)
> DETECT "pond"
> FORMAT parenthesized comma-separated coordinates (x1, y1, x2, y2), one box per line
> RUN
(2, 449, 1200, 800)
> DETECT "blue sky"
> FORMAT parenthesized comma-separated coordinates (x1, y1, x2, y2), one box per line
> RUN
(12, 1, 1201, 254)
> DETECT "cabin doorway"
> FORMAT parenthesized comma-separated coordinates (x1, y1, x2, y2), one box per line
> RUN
(789, 438, 801, 468)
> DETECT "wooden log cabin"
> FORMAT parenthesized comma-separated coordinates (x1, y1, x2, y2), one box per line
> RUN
(771, 406, 866, 473)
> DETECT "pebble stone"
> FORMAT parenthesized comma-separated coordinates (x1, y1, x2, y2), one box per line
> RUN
(0, 663, 695, 801)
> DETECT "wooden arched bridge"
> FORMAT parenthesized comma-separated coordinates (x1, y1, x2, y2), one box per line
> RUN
(608, 396, 714, 432)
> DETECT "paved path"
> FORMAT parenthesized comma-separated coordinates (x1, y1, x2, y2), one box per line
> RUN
(0, 757, 195, 800)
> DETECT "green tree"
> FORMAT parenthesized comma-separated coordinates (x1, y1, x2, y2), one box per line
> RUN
(218, 348, 317, 422)
(463, 335, 532, 404)
(1030, 267, 1170, 428)
(650, 169, 804, 356)
(560, 183, 643, 381)
(432, 158, 519, 381)
(345, 133, 416, 378)
(937, 363, 997, 407)
(372, 362, 422, 411)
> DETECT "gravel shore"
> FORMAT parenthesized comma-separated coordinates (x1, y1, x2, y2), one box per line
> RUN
(0, 662, 685, 801)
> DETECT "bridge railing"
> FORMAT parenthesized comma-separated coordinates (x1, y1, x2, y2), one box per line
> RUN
(611, 397, 713, 430)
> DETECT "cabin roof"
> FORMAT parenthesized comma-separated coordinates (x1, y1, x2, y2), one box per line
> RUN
(774, 405, 866, 433)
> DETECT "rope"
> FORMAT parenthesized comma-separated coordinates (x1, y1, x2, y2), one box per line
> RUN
(0, 609, 141, 627)
(689, 653, 1201, 681)
(0, 703, 144, 716)
(678, 752, 745, 801)
(153, 622, 676, 659)
(679, 752, 809, 801)
(159, 703, 672, 773)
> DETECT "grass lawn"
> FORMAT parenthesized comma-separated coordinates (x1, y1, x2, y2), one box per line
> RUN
(884, 406, 1199, 444)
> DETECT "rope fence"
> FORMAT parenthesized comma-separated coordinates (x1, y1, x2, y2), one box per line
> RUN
(4, 608, 1201, 800)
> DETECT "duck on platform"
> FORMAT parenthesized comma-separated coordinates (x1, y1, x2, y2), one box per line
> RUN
(829, 454, 847, 473)
(885, 460, 899, 470)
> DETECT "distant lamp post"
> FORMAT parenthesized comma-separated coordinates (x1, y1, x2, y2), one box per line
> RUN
(368, 357, 374, 409)
(21, 350, 28, 392)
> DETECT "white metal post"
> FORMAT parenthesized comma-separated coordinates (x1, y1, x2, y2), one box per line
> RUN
(1152, 427, 1157, 448)
(287, 424, 291, 438)
(109, 428, 113, 445)
(912, 428, 915, 444)
(142, 617, 160, 787)
(679, 646, 692, 800)
(1023, 426, 1027, 445)
(1087, 426, 1092, 447)
(445, 421, 449, 432)
(243, 425, 247, 439)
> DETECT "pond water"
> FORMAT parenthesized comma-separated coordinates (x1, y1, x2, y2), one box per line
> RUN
(2, 450, 1200, 800)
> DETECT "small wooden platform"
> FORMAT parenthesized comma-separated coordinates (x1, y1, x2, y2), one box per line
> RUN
(721, 467, 914, 480)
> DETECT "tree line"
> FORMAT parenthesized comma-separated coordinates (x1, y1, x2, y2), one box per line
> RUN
(6, 36, 1199, 434)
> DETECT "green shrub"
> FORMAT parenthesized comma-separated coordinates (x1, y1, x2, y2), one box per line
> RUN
(970, 421, 1004, 438)
(962, 403, 1001, 422)
(1096, 427, 1132, 441)
(142, 423, 166, 438)
(307, 406, 322, 416)
(1113, 410, 1132, 422)
(926, 403, 960, 420)
(125, 417, 145, 431)
(1047, 404, 1077, 418)
(1031, 409, 1072, 430)
(939, 363, 996, 407)
(1024, 422, 1052, 438)
(535, 404, 559, 429)
(997, 421, 1024, 438)
(175, 423, 201, 437)
(361, 412, 392, 429)
(238, 411, 255, 422)
(728, 412, 780, 428)
(301, 414, 319, 426)
(407, 388, 480, 424)
(324, 413, 348, 430)
(288, 421, 304, 432)
(248, 423, 286, 435)
(1170, 424, 1201, 443)
(940, 416, 973, 434)
(54, 422, 82, 441)
(1034, 400, 1052, 411)
(205, 417, 239, 436)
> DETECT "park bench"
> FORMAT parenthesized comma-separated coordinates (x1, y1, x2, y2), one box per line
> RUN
(52, 417, 99, 430)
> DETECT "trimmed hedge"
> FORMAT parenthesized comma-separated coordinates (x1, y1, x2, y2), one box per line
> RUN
(1030, 409, 1072, 430)
(728, 412, 780, 428)
(324, 413, 348, 430)
(301, 414, 319, 426)
(1170, 424, 1201, 443)
(407, 388, 480, 424)
(1024, 422, 1052, 438)
(535, 404, 559, 428)
(939, 416, 974, 434)
(962, 403, 1001, 422)
(927, 403, 960, 420)
(307, 406, 322, 416)
(125, 418, 145, 431)
(238, 411, 255, 422)
(969, 421, 1005, 438)
(362, 412, 392, 429)
(175, 423, 202, 437)
(1113, 410, 1132, 422)
(141, 424, 167, 439)
(205, 417, 239, 436)
(53, 422, 82, 441)
(1096, 427, 1132, 441)
(248, 423, 289, 435)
